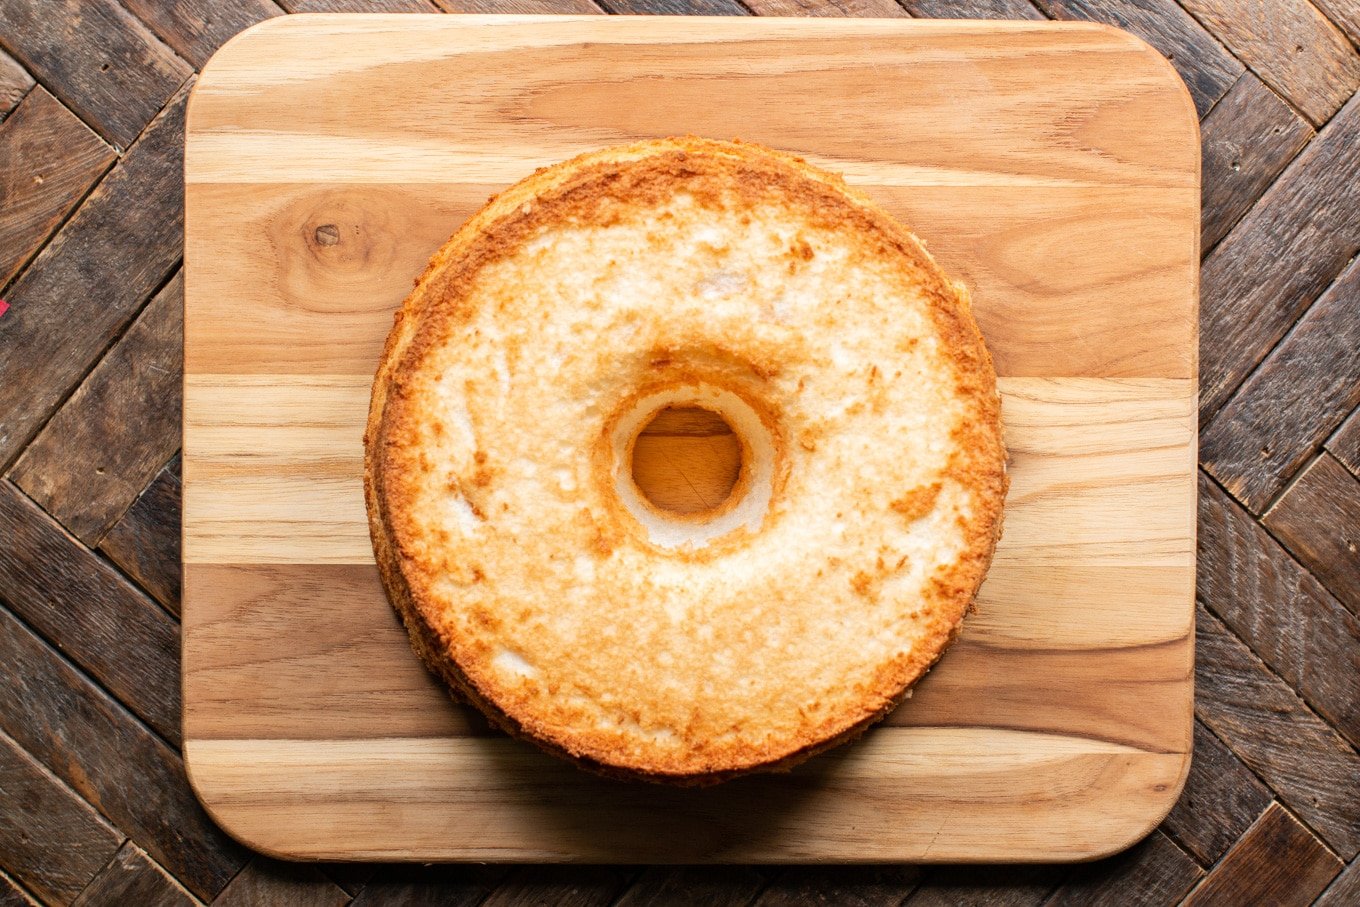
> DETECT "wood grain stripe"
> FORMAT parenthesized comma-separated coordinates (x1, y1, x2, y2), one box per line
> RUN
(183, 562, 1191, 751)
(885, 636, 1191, 753)
(184, 377, 1195, 565)
(184, 731, 1186, 862)
(184, 564, 481, 742)
(185, 183, 1195, 379)
(185, 18, 1195, 189)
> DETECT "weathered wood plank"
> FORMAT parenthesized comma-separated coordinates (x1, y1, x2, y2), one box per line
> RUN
(1263, 452, 1360, 616)
(754, 868, 922, 907)
(0, 482, 180, 744)
(482, 867, 634, 907)
(98, 455, 182, 616)
(1329, 405, 1360, 478)
(122, 0, 283, 71)
(0, 86, 114, 288)
(70, 842, 195, 907)
(0, 85, 185, 469)
(213, 859, 348, 907)
(0, 0, 190, 149)
(434, 0, 602, 11)
(903, 0, 1045, 17)
(1044, 830, 1202, 906)
(0, 731, 123, 906)
(1194, 604, 1360, 859)
(1160, 720, 1272, 866)
(1034, 0, 1243, 115)
(901, 866, 1059, 907)
(599, 0, 750, 13)
(1313, 0, 1360, 44)
(1315, 857, 1360, 907)
(11, 272, 183, 544)
(0, 872, 37, 907)
(276, 0, 436, 9)
(0, 48, 33, 122)
(348, 866, 508, 907)
(1178, 0, 1360, 124)
(614, 868, 768, 907)
(1181, 802, 1342, 907)
(0, 607, 247, 900)
(1198, 72, 1312, 252)
(1197, 472, 1360, 747)
(746, 0, 908, 16)
(1202, 256, 1360, 511)
(1199, 90, 1360, 421)
(316, 864, 371, 899)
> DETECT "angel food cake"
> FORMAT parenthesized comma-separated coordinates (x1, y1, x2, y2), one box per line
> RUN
(364, 137, 1007, 784)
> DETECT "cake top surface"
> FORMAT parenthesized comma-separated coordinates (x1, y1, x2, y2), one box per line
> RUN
(366, 137, 1007, 780)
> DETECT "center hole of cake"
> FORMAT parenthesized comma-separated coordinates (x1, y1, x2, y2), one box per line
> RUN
(631, 406, 743, 516)
(609, 382, 776, 550)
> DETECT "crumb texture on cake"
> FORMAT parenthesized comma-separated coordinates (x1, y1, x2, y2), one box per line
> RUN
(365, 136, 1007, 783)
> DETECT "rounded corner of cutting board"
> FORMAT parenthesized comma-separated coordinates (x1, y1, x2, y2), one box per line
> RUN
(1044, 746, 1192, 865)
(1066, 20, 1201, 157)
(193, 15, 301, 96)
(182, 739, 313, 862)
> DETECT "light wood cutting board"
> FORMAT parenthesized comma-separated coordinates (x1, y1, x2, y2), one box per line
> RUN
(182, 14, 1199, 863)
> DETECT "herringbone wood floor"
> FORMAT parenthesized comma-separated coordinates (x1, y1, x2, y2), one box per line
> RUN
(1, 0, 1358, 904)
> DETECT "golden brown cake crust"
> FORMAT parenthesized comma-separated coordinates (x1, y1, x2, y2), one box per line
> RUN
(364, 137, 1007, 785)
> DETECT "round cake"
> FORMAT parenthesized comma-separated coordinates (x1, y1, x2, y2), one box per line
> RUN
(364, 137, 1007, 784)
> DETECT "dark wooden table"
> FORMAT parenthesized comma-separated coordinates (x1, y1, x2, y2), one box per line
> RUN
(1, 1, 1358, 904)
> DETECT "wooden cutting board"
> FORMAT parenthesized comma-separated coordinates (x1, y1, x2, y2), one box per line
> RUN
(182, 14, 1199, 863)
